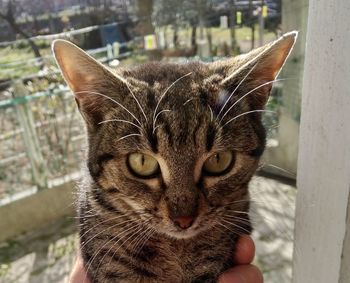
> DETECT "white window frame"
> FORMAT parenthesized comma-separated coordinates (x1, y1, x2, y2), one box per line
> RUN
(293, 0, 350, 282)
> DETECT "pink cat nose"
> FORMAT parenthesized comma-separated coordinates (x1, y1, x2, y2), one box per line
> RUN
(173, 216, 194, 229)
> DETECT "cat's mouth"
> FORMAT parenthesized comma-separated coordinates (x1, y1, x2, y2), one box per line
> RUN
(159, 222, 202, 239)
(152, 214, 213, 240)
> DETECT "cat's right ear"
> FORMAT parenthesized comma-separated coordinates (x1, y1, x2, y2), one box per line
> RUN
(52, 40, 127, 125)
(211, 31, 297, 109)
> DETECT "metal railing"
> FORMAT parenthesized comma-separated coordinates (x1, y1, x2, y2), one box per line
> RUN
(0, 45, 132, 203)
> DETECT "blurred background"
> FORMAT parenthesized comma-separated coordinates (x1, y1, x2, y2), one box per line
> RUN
(0, 0, 308, 282)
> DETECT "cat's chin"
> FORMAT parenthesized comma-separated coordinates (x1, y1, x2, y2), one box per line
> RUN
(157, 225, 209, 240)
(163, 229, 200, 240)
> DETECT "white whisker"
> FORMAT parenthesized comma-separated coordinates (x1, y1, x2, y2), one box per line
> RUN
(96, 222, 148, 281)
(223, 214, 252, 224)
(98, 119, 143, 131)
(125, 82, 148, 122)
(100, 219, 152, 281)
(216, 221, 242, 237)
(208, 105, 214, 122)
(183, 97, 195, 106)
(74, 90, 142, 127)
(259, 163, 296, 177)
(221, 218, 251, 234)
(117, 133, 142, 141)
(224, 209, 250, 215)
(153, 125, 161, 133)
(85, 219, 149, 282)
(217, 63, 258, 119)
(126, 225, 153, 259)
(152, 109, 171, 134)
(82, 220, 140, 283)
(80, 218, 136, 251)
(223, 110, 276, 128)
(219, 78, 286, 123)
(153, 72, 192, 131)
(133, 227, 155, 258)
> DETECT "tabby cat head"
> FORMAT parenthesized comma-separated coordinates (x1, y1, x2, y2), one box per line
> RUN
(53, 32, 296, 239)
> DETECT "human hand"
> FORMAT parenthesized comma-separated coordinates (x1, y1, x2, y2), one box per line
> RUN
(69, 254, 91, 283)
(69, 235, 263, 283)
(218, 235, 263, 283)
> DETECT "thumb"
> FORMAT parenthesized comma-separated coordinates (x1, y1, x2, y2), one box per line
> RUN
(218, 265, 263, 283)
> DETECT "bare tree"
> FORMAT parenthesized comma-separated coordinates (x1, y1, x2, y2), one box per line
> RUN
(229, 0, 237, 53)
(135, 0, 154, 35)
(0, 0, 41, 58)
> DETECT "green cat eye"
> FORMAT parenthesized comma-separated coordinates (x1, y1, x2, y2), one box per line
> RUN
(203, 151, 234, 175)
(128, 153, 159, 177)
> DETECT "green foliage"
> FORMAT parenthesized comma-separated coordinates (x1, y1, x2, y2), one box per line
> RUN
(6, 39, 50, 50)
(0, 44, 50, 79)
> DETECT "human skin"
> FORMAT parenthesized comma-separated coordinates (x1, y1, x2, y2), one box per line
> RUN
(70, 235, 263, 283)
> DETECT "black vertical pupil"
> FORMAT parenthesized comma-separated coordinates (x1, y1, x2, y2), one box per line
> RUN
(141, 154, 145, 166)
(215, 154, 220, 163)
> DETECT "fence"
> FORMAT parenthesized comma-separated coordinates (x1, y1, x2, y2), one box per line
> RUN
(0, 45, 133, 204)
(0, 42, 133, 81)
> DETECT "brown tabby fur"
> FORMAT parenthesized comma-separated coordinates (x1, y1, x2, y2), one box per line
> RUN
(53, 32, 297, 283)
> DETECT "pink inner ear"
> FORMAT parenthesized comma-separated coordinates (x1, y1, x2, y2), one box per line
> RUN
(248, 50, 291, 84)
(70, 73, 99, 94)
(268, 38, 296, 79)
(61, 59, 100, 94)
(54, 45, 102, 94)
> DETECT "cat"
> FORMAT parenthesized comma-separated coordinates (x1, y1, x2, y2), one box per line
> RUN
(52, 31, 297, 283)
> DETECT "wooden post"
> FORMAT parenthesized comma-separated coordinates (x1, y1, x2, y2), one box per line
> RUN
(106, 43, 113, 61)
(293, 0, 350, 282)
(229, 0, 237, 52)
(13, 81, 48, 189)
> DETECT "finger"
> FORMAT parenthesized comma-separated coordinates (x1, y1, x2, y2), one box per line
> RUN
(70, 256, 91, 283)
(234, 235, 255, 265)
(218, 265, 263, 283)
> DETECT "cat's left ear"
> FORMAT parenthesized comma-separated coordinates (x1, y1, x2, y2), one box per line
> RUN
(212, 31, 297, 107)
(52, 39, 127, 94)
(52, 40, 129, 126)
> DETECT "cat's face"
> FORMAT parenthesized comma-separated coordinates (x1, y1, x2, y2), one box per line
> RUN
(53, 32, 296, 239)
